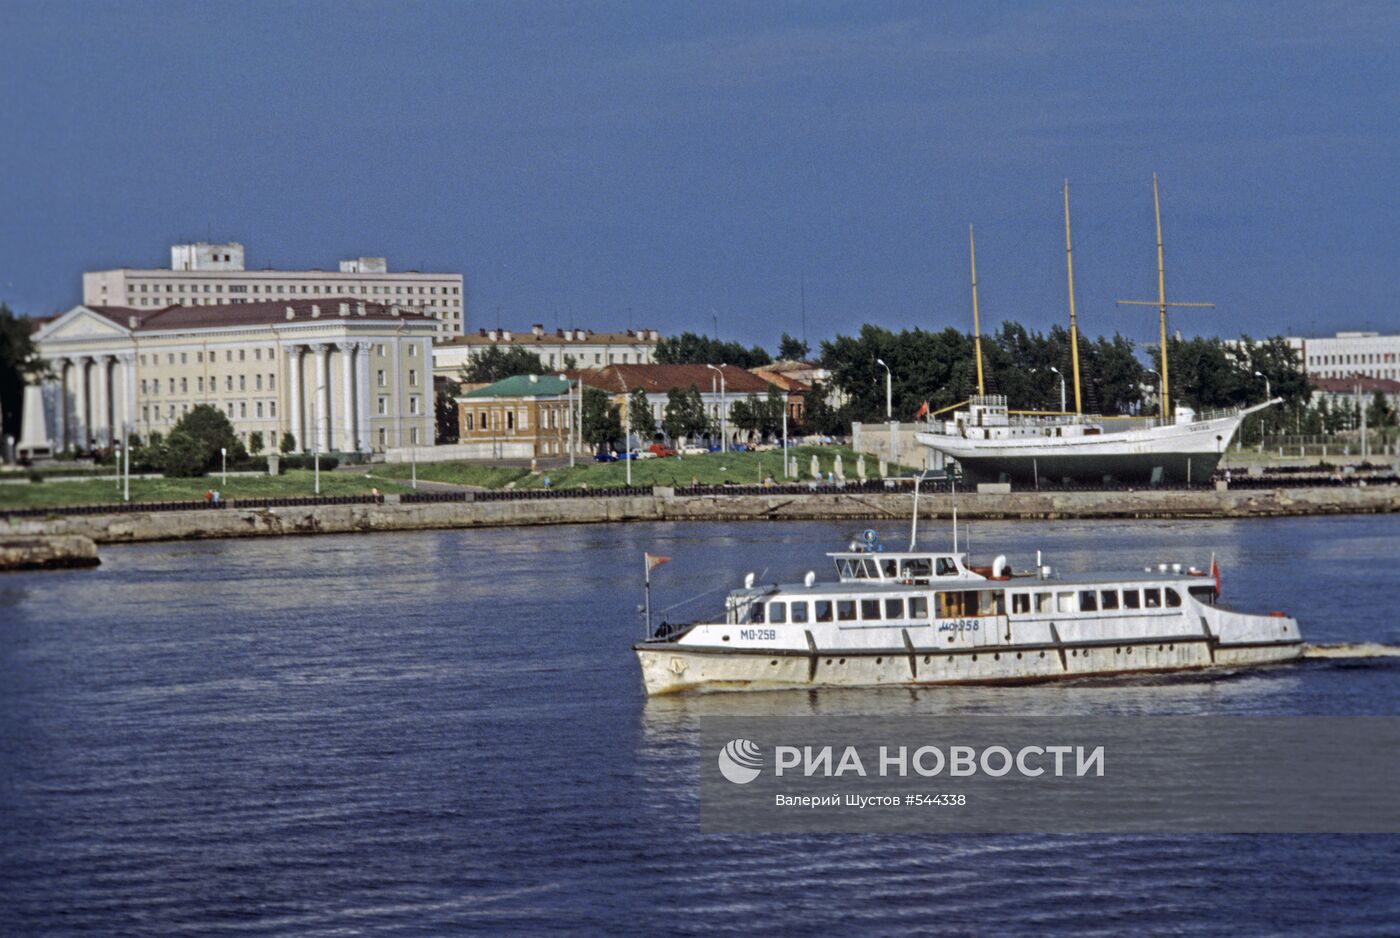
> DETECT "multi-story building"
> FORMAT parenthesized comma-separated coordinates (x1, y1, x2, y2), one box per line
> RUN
(434, 325, 661, 383)
(1286, 332, 1400, 381)
(29, 298, 437, 455)
(454, 374, 575, 460)
(578, 363, 782, 444)
(83, 242, 466, 340)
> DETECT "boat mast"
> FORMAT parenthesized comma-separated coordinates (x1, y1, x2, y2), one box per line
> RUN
(1062, 180, 1083, 416)
(1116, 174, 1215, 425)
(1153, 173, 1169, 421)
(969, 225, 985, 396)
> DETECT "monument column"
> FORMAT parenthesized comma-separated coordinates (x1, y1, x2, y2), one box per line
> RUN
(339, 342, 357, 452)
(285, 346, 303, 451)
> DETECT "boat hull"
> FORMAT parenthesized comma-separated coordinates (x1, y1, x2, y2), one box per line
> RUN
(635, 636, 1302, 696)
(915, 407, 1263, 486)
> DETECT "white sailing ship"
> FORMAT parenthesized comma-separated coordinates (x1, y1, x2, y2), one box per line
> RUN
(917, 176, 1274, 486)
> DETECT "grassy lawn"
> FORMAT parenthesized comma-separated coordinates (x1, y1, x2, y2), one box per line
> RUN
(0, 470, 416, 510)
(366, 445, 911, 491)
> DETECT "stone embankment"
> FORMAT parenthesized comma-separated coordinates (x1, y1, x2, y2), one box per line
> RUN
(0, 535, 101, 570)
(3, 485, 1397, 545)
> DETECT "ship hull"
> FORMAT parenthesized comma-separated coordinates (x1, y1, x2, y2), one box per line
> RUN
(636, 635, 1302, 696)
(915, 407, 1261, 486)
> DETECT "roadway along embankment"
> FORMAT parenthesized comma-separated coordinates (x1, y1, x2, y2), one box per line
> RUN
(3, 485, 1397, 545)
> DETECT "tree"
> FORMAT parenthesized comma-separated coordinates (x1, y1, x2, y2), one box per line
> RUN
(777, 333, 810, 361)
(655, 332, 771, 368)
(627, 387, 656, 440)
(581, 387, 622, 448)
(280, 431, 297, 454)
(160, 431, 208, 477)
(248, 432, 265, 457)
(759, 385, 786, 439)
(0, 302, 49, 443)
(163, 404, 245, 477)
(662, 384, 709, 443)
(732, 394, 761, 437)
(459, 346, 549, 384)
(435, 389, 460, 444)
(1367, 391, 1394, 430)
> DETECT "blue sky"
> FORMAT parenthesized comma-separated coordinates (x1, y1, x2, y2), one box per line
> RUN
(1, 1, 1396, 350)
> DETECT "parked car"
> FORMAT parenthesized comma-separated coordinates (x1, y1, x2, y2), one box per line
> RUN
(593, 452, 616, 462)
(647, 443, 678, 458)
(680, 445, 709, 455)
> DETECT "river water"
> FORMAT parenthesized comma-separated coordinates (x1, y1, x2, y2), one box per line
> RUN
(1, 516, 1397, 935)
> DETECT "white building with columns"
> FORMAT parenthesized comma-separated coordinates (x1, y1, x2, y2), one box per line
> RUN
(28, 298, 437, 455)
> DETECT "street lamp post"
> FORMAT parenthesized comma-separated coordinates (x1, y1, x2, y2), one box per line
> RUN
(313, 383, 324, 495)
(1144, 368, 1161, 425)
(781, 404, 789, 478)
(876, 358, 895, 464)
(220, 447, 227, 488)
(122, 422, 130, 503)
(1253, 370, 1271, 402)
(705, 364, 727, 453)
(1049, 366, 1067, 414)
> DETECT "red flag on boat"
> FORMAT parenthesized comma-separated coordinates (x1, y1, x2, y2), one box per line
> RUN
(1211, 554, 1221, 597)
(645, 553, 672, 573)
(915, 400, 930, 419)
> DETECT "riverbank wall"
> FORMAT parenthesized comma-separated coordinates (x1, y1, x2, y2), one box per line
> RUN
(0, 535, 101, 570)
(4, 486, 1398, 545)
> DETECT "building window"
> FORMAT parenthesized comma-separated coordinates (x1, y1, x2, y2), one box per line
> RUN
(180, 377, 188, 392)
(269, 374, 275, 390)
(408, 344, 417, 357)
(409, 369, 417, 387)
(256, 402, 263, 418)
(153, 379, 161, 394)
(377, 397, 387, 415)
(409, 396, 420, 415)
(238, 349, 245, 362)
(378, 427, 387, 447)
(239, 376, 245, 391)
(378, 344, 386, 356)
(167, 353, 175, 364)
(239, 402, 247, 418)
(377, 370, 386, 387)
(180, 352, 187, 364)
(140, 379, 148, 394)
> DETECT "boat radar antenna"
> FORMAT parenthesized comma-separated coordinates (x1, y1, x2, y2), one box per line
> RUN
(1063, 180, 1083, 417)
(1116, 174, 1215, 423)
(969, 225, 986, 396)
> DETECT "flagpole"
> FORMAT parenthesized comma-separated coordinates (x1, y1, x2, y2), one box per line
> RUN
(644, 555, 652, 639)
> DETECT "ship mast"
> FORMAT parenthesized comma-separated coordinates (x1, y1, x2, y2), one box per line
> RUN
(1063, 180, 1083, 416)
(969, 225, 985, 396)
(1117, 173, 1215, 424)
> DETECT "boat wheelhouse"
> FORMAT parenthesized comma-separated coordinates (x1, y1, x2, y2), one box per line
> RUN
(634, 531, 1302, 695)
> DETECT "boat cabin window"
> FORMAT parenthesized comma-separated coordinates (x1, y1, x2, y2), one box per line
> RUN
(936, 557, 959, 577)
(861, 599, 882, 620)
(1079, 591, 1099, 612)
(791, 601, 810, 623)
(751, 602, 765, 624)
(885, 598, 905, 619)
(881, 559, 899, 579)
(1143, 588, 1162, 609)
(815, 600, 833, 623)
(769, 602, 786, 624)
(936, 590, 1005, 618)
(910, 596, 928, 618)
(1188, 585, 1216, 606)
(1012, 593, 1031, 615)
(1057, 591, 1076, 613)
(901, 558, 933, 579)
(1036, 592, 1053, 614)
(1166, 588, 1183, 608)
(1123, 589, 1141, 610)
(837, 600, 857, 622)
(1100, 590, 1120, 611)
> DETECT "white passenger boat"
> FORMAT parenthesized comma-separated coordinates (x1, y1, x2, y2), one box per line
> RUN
(633, 529, 1303, 696)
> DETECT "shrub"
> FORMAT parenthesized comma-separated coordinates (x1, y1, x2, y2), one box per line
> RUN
(161, 431, 209, 477)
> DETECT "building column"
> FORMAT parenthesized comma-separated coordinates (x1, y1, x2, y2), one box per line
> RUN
(52, 361, 69, 451)
(421, 340, 433, 448)
(339, 342, 357, 451)
(71, 356, 89, 450)
(389, 337, 402, 448)
(313, 344, 331, 453)
(119, 353, 136, 440)
(356, 341, 372, 452)
(91, 355, 111, 447)
(285, 346, 303, 451)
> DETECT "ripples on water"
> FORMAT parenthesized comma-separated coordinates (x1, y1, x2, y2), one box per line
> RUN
(1, 516, 1398, 935)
